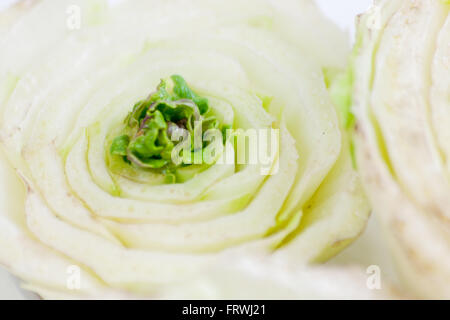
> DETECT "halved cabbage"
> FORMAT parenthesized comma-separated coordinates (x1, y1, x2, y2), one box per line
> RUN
(0, 0, 369, 298)
(352, 0, 450, 299)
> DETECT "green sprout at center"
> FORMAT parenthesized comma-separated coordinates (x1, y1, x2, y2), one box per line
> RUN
(109, 75, 225, 182)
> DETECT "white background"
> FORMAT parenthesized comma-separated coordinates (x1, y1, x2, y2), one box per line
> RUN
(0, 0, 377, 299)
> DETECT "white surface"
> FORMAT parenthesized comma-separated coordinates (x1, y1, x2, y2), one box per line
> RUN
(316, 0, 373, 40)
(0, 0, 376, 299)
(0, 0, 16, 11)
(0, 267, 24, 299)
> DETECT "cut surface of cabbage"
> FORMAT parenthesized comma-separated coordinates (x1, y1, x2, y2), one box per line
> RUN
(352, 0, 450, 299)
(0, 0, 369, 298)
